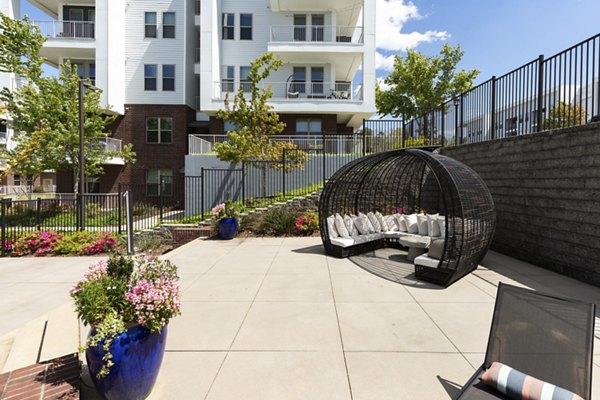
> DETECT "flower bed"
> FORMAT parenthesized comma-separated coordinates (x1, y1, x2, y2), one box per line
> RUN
(7, 230, 121, 256)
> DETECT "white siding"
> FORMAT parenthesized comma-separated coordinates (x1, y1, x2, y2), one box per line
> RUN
(125, 0, 191, 105)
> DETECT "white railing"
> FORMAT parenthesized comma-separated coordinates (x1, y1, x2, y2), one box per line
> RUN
(188, 134, 364, 155)
(98, 137, 122, 152)
(31, 20, 95, 39)
(270, 25, 363, 44)
(213, 81, 363, 101)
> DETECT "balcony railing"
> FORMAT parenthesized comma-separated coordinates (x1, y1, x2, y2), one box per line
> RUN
(189, 134, 364, 155)
(31, 20, 95, 39)
(98, 138, 122, 152)
(270, 25, 363, 44)
(213, 81, 363, 101)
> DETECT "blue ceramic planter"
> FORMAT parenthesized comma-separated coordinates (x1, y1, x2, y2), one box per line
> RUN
(86, 325, 168, 400)
(218, 218, 238, 240)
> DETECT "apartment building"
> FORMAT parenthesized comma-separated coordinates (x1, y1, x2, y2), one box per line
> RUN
(0, 0, 376, 201)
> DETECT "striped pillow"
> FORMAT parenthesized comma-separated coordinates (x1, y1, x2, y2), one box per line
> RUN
(481, 362, 584, 400)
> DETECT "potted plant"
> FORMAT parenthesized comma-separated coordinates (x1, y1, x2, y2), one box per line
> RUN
(70, 255, 181, 400)
(212, 201, 241, 240)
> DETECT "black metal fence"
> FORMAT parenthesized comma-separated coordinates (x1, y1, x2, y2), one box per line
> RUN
(366, 33, 600, 147)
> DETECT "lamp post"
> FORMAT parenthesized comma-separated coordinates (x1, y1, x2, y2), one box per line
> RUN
(78, 79, 100, 230)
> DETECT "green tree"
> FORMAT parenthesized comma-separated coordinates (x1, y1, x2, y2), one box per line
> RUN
(0, 14, 135, 192)
(376, 44, 479, 121)
(542, 101, 587, 130)
(215, 53, 307, 196)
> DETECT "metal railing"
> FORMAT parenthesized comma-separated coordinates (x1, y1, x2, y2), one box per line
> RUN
(31, 20, 95, 39)
(395, 33, 600, 147)
(270, 25, 363, 44)
(188, 134, 364, 155)
(213, 81, 362, 101)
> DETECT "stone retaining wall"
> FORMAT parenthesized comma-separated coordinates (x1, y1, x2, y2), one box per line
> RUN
(441, 122, 600, 286)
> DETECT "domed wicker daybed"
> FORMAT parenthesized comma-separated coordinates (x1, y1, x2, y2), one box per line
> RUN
(319, 148, 495, 287)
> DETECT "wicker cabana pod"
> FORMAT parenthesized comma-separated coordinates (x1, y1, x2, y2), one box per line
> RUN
(319, 148, 495, 286)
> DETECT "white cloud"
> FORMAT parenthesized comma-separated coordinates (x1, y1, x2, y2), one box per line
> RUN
(376, 0, 450, 52)
(375, 52, 396, 71)
(376, 77, 392, 91)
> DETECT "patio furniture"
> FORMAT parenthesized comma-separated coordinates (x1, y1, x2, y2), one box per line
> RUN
(319, 148, 496, 286)
(398, 235, 430, 261)
(454, 283, 595, 400)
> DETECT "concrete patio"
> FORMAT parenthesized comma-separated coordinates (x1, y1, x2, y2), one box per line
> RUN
(144, 237, 599, 400)
(0, 237, 598, 399)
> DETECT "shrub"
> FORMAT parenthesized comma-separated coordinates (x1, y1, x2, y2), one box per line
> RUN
(85, 202, 102, 218)
(11, 231, 63, 256)
(295, 210, 319, 235)
(53, 231, 120, 256)
(135, 230, 173, 255)
(257, 207, 300, 236)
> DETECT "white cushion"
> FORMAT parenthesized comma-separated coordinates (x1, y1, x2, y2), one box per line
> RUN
(355, 213, 371, 235)
(375, 212, 389, 232)
(437, 215, 446, 236)
(427, 214, 441, 237)
(414, 254, 440, 269)
(344, 215, 359, 237)
(335, 213, 350, 238)
(326, 215, 338, 238)
(403, 214, 419, 234)
(330, 237, 355, 248)
(385, 215, 398, 231)
(394, 213, 408, 232)
(367, 212, 381, 232)
(417, 214, 429, 236)
(383, 231, 413, 239)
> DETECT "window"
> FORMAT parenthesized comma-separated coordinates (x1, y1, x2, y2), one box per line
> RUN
(222, 13, 234, 40)
(0, 120, 6, 143)
(311, 14, 324, 42)
(292, 67, 306, 93)
(222, 65, 234, 92)
(26, 174, 34, 187)
(85, 176, 100, 193)
(89, 63, 95, 85)
(145, 12, 157, 38)
(240, 13, 252, 40)
(296, 119, 322, 135)
(163, 12, 175, 38)
(240, 66, 251, 92)
(14, 174, 21, 186)
(162, 65, 175, 91)
(146, 169, 173, 196)
(224, 121, 239, 132)
(146, 117, 173, 144)
(294, 14, 306, 41)
(74, 61, 95, 85)
(144, 64, 157, 91)
(311, 67, 324, 94)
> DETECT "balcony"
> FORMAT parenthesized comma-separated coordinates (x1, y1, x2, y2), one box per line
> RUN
(213, 81, 363, 102)
(32, 20, 95, 40)
(97, 138, 125, 165)
(270, 25, 363, 44)
(269, 0, 362, 12)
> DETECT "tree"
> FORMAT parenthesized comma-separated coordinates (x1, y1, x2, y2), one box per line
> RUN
(542, 102, 587, 130)
(376, 44, 479, 121)
(0, 14, 135, 192)
(215, 53, 307, 196)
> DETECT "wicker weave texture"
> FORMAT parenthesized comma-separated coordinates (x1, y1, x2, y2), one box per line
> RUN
(319, 148, 496, 286)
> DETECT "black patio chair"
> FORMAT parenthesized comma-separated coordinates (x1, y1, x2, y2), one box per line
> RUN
(454, 283, 595, 400)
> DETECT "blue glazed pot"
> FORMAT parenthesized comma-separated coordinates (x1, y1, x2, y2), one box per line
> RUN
(86, 325, 168, 400)
(218, 217, 238, 240)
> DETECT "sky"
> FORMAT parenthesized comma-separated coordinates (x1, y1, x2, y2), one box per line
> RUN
(21, 0, 600, 84)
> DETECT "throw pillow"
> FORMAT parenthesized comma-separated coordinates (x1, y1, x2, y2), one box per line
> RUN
(385, 215, 398, 231)
(394, 213, 408, 232)
(334, 213, 350, 238)
(437, 215, 446, 237)
(403, 214, 419, 234)
(375, 212, 390, 232)
(344, 214, 359, 236)
(481, 362, 584, 400)
(355, 213, 371, 235)
(367, 212, 381, 232)
(416, 214, 429, 236)
(427, 214, 441, 237)
(428, 239, 445, 260)
(326, 215, 339, 238)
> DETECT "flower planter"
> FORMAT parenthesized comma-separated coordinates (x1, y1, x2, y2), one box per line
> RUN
(86, 325, 168, 400)
(218, 218, 238, 240)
